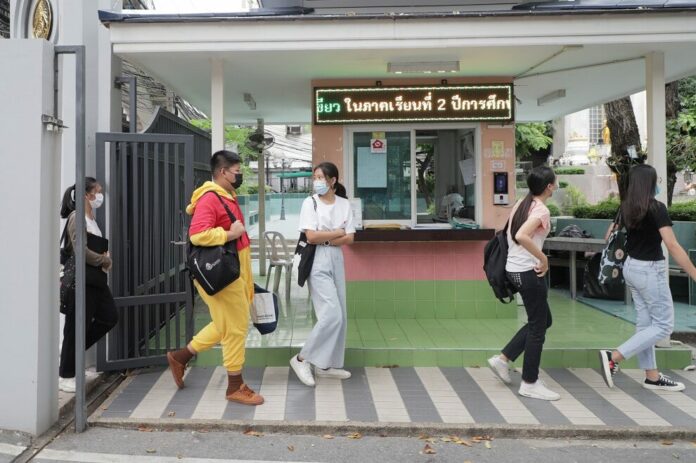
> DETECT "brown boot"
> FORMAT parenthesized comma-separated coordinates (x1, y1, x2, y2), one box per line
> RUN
(227, 384, 265, 406)
(166, 351, 188, 389)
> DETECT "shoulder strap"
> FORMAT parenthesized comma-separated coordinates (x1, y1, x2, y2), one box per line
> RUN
(613, 208, 623, 227)
(60, 221, 69, 247)
(205, 191, 237, 224)
(311, 195, 317, 212)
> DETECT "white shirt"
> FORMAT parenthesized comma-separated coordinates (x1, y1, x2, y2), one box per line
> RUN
(298, 194, 356, 235)
(505, 199, 550, 272)
(86, 215, 102, 237)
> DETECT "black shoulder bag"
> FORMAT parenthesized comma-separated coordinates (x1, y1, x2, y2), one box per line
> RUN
(598, 210, 627, 286)
(187, 191, 241, 296)
(295, 196, 318, 287)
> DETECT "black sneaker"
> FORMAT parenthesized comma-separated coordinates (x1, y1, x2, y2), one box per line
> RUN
(643, 374, 685, 392)
(598, 349, 619, 388)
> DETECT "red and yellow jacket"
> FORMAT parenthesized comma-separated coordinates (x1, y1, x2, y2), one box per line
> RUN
(186, 181, 253, 303)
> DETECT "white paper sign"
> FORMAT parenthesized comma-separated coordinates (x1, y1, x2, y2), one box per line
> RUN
(459, 158, 476, 186)
(350, 198, 363, 230)
(357, 147, 387, 188)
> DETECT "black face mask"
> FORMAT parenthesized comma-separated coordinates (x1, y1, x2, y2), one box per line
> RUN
(230, 172, 243, 190)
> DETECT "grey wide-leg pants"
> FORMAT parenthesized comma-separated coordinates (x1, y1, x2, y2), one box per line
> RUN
(300, 245, 347, 369)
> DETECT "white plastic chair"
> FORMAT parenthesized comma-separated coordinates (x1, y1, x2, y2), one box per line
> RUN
(264, 231, 293, 308)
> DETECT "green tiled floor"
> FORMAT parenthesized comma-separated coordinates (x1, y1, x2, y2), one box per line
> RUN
(188, 273, 692, 370)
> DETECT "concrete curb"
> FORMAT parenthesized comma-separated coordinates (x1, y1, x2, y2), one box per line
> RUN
(87, 417, 696, 441)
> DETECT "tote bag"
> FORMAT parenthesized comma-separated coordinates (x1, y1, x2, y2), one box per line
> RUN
(598, 211, 627, 286)
(295, 196, 318, 287)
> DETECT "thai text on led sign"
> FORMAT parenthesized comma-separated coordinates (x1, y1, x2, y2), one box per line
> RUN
(314, 84, 513, 124)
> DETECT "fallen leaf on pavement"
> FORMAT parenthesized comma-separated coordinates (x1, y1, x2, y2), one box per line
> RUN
(485, 441, 492, 449)
(322, 435, 334, 440)
(418, 434, 430, 440)
(452, 437, 472, 447)
(347, 432, 363, 440)
(662, 441, 674, 446)
(176, 455, 182, 460)
(421, 444, 436, 455)
(692, 441, 696, 448)
(145, 449, 156, 454)
(137, 426, 153, 432)
(167, 411, 176, 417)
(672, 453, 680, 460)
(440, 437, 452, 443)
(243, 429, 264, 437)
(287, 445, 295, 452)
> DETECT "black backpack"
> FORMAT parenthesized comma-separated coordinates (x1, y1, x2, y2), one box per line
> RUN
(483, 220, 517, 304)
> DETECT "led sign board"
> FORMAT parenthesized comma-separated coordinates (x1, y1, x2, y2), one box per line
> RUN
(314, 84, 513, 124)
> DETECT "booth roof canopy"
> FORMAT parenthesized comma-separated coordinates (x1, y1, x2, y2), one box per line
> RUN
(102, 6, 696, 124)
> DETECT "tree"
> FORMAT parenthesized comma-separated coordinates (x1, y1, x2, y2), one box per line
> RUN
(604, 96, 645, 200)
(666, 77, 696, 204)
(515, 122, 553, 160)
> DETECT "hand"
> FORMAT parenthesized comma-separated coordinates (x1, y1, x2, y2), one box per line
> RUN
(335, 228, 346, 237)
(227, 221, 246, 241)
(102, 255, 113, 272)
(534, 255, 549, 277)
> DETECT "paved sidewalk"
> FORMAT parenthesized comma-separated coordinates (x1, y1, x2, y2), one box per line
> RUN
(92, 365, 696, 433)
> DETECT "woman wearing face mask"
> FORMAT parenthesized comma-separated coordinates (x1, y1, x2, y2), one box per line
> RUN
(290, 162, 355, 387)
(59, 177, 118, 393)
(598, 164, 696, 392)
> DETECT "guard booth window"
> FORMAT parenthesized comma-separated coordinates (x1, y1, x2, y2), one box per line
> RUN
(353, 131, 411, 222)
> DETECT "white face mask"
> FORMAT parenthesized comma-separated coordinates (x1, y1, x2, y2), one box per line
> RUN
(89, 193, 104, 209)
(313, 180, 329, 196)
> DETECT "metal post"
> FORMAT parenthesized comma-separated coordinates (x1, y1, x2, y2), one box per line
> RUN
(56, 45, 87, 433)
(257, 118, 266, 277)
(280, 159, 286, 220)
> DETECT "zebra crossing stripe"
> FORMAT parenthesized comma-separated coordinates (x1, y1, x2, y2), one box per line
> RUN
(315, 377, 347, 421)
(191, 367, 228, 420)
(0, 443, 26, 457)
(252, 367, 289, 421)
(415, 367, 474, 423)
(466, 367, 539, 425)
(131, 369, 185, 420)
(537, 369, 604, 426)
(36, 448, 327, 463)
(618, 369, 696, 425)
(365, 367, 410, 422)
(569, 369, 670, 426)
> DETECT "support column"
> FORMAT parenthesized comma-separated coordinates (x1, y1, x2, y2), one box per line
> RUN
(211, 59, 224, 152)
(646, 52, 667, 204)
(257, 118, 267, 277)
(646, 51, 671, 346)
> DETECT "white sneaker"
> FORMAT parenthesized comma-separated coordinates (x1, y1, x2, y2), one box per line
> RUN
(59, 377, 76, 393)
(290, 355, 315, 387)
(487, 355, 511, 384)
(316, 368, 351, 380)
(518, 379, 560, 401)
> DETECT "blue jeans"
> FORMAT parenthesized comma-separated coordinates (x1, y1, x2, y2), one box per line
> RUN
(617, 257, 674, 370)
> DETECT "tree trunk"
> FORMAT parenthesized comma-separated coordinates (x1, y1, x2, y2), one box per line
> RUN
(604, 97, 643, 200)
(666, 81, 680, 206)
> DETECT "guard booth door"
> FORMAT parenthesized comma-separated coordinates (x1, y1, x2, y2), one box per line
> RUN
(95, 133, 195, 371)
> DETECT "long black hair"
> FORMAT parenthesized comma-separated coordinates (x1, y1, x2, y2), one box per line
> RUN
(510, 166, 556, 244)
(621, 164, 657, 229)
(60, 177, 99, 218)
(314, 161, 347, 199)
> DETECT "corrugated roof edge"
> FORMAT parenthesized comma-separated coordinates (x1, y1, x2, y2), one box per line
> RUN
(98, 6, 696, 25)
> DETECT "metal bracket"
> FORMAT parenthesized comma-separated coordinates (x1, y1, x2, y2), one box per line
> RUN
(41, 114, 67, 132)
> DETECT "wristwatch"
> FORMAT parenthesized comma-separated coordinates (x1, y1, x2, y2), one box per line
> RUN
(323, 240, 331, 246)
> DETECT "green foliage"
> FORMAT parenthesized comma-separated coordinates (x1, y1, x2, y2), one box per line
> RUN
(558, 180, 569, 189)
(667, 77, 696, 172)
(561, 184, 587, 216)
(555, 167, 585, 175)
(572, 197, 696, 221)
(572, 197, 620, 219)
(667, 200, 696, 221)
(515, 122, 553, 159)
(546, 201, 561, 217)
(190, 119, 259, 162)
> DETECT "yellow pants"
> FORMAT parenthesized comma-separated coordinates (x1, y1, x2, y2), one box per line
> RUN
(190, 247, 253, 372)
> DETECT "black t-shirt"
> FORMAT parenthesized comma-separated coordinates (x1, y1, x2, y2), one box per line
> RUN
(625, 200, 672, 261)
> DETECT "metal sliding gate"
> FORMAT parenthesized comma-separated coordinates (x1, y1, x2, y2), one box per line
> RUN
(95, 132, 195, 371)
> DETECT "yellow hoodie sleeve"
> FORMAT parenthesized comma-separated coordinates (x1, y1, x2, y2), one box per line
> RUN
(190, 227, 228, 247)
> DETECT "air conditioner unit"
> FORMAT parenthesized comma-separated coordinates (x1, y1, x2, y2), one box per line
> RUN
(286, 125, 302, 135)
